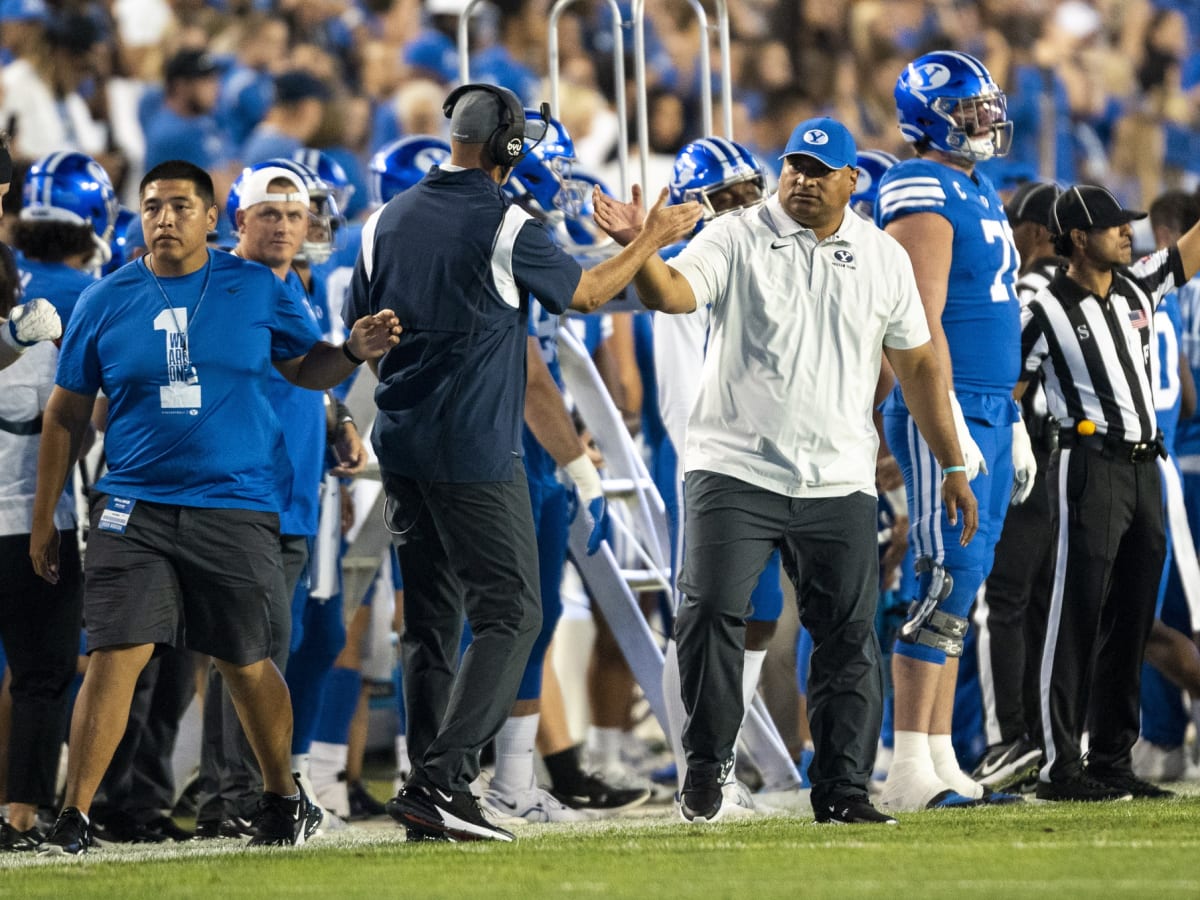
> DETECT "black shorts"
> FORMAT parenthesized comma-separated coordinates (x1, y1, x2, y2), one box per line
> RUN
(84, 495, 281, 665)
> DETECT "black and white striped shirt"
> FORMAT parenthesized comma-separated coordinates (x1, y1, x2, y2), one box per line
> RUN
(1017, 257, 1066, 427)
(1020, 247, 1186, 444)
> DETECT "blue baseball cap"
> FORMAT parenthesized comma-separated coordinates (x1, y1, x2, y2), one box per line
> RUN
(403, 31, 459, 85)
(781, 116, 857, 170)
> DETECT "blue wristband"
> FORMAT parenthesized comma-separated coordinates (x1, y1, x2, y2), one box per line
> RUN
(942, 465, 966, 475)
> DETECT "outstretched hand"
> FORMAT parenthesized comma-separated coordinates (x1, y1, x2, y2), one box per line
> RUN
(592, 184, 646, 246)
(346, 311, 401, 361)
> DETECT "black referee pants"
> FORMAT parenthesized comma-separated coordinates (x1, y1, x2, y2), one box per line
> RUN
(978, 444, 1054, 745)
(1040, 446, 1164, 783)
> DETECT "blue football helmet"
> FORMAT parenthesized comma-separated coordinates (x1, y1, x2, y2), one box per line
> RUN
(552, 168, 615, 259)
(227, 158, 339, 264)
(103, 207, 146, 275)
(503, 109, 583, 217)
(21, 151, 119, 264)
(894, 50, 1012, 161)
(368, 135, 450, 207)
(668, 137, 765, 232)
(292, 148, 355, 219)
(850, 150, 899, 219)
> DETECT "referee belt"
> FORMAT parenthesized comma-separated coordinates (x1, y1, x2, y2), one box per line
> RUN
(1058, 430, 1164, 464)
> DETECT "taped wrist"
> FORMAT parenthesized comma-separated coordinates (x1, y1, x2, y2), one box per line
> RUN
(564, 454, 603, 503)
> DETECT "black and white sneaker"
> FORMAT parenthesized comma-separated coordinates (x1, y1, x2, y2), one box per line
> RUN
(678, 760, 732, 823)
(549, 771, 651, 813)
(815, 797, 898, 825)
(972, 736, 1042, 791)
(347, 779, 388, 821)
(386, 777, 514, 842)
(193, 816, 256, 840)
(0, 819, 44, 852)
(37, 808, 93, 856)
(1035, 774, 1133, 803)
(1087, 769, 1176, 799)
(248, 776, 324, 847)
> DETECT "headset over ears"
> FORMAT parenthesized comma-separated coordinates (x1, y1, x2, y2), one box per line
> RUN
(443, 83, 528, 169)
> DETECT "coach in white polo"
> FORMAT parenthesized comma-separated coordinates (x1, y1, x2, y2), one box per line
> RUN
(594, 116, 978, 825)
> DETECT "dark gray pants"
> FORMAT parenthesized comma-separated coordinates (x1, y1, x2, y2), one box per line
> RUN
(195, 534, 307, 821)
(676, 471, 882, 808)
(386, 461, 542, 792)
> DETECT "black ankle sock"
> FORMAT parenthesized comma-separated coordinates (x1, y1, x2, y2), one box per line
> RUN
(543, 745, 583, 791)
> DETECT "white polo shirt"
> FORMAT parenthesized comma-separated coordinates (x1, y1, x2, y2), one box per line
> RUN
(668, 193, 930, 498)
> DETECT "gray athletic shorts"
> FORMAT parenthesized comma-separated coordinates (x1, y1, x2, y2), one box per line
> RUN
(83, 494, 280, 665)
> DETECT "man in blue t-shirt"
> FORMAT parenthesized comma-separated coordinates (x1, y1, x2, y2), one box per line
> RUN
(143, 50, 233, 175)
(29, 159, 399, 855)
(350, 83, 699, 842)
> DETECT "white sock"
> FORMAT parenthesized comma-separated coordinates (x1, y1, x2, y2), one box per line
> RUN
(930, 733, 983, 799)
(394, 734, 411, 778)
(740, 649, 766, 712)
(662, 639, 689, 792)
(291, 753, 311, 780)
(587, 725, 624, 769)
(309, 740, 350, 818)
(892, 730, 933, 768)
(492, 713, 540, 795)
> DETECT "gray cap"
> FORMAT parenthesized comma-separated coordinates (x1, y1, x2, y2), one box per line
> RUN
(449, 89, 509, 143)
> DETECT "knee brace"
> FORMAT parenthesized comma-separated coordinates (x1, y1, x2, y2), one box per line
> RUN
(897, 558, 969, 658)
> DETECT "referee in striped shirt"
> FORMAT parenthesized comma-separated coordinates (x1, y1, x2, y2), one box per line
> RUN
(1018, 184, 1200, 802)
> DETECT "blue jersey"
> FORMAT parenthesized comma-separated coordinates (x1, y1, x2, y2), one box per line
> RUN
(876, 158, 1021, 399)
(56, 251, 322, 510)
(522, 299, 565, 487)
(15, 252, 95, 323)
(1172, 276, 1200, 456)
(1155, 290, 1186, 453)
(269, 269, 327, 535)
(143, 107, 233, 172)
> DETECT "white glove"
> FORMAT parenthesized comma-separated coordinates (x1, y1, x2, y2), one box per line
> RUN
(1, 298, 62, 352)
(1010, 416, 1037, 505)
(563, 454, 608, 555)
(948, 391, 987, 481)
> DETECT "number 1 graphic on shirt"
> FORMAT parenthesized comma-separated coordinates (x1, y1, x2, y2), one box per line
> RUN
(980, 218, 1018, 303)
(153, 308, 202, 411)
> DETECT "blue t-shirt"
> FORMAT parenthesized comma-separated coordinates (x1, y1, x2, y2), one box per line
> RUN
(269, 269, 327, 535)
(240, 128, 304, 167)
(346, 166, 582, 482)
(15, 253, 95, 323)
(56, 251, 322, 510)
(876, 157, 1021, 414)
(143, 107, 233, 172)
(218, 65, 274, 151)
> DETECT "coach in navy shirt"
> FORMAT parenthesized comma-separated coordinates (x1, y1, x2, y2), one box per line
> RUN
(349, 83, 699, 842)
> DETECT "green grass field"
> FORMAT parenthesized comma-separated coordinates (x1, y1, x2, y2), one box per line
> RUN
(4, 789, 1200, 899)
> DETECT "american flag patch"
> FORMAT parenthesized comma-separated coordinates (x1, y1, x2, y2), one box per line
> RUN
(1128, 307, 1148, 329)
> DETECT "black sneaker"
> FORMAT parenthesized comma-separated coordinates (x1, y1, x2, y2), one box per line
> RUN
(1035, 774, 1133, 802)
(0, 820, 44, 851)
(93, 808, 162, 844)
(139, 815, 194, 842)
(1088, 769, 1176, 799)
(678, 763, 726, 823)
(972, 736, 1043, 791)
(347, 779, 388, 821)
(36, 808, 93, 856)
(247, 777, 323, 847)
(550, 771, 652, 813)
(193, 816, 256, 840)
(386, 777, 514, 842)
(814, 797, 898, 825)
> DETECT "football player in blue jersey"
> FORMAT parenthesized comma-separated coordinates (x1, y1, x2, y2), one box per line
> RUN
(0, 140, 87, 851)
(876, 50, 1030, 812)
(654, 136, 799, 810)
(1136, 191, 1200, 781)
(850, 150, 899, 221)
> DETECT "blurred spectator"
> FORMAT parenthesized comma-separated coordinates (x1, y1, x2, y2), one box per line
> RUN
(241, 70, 331, 165)
(144, 50, 232, 172)
(216, 12, 291, 152)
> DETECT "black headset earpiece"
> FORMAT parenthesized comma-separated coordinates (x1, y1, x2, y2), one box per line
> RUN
(443, 83, 527, 168)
